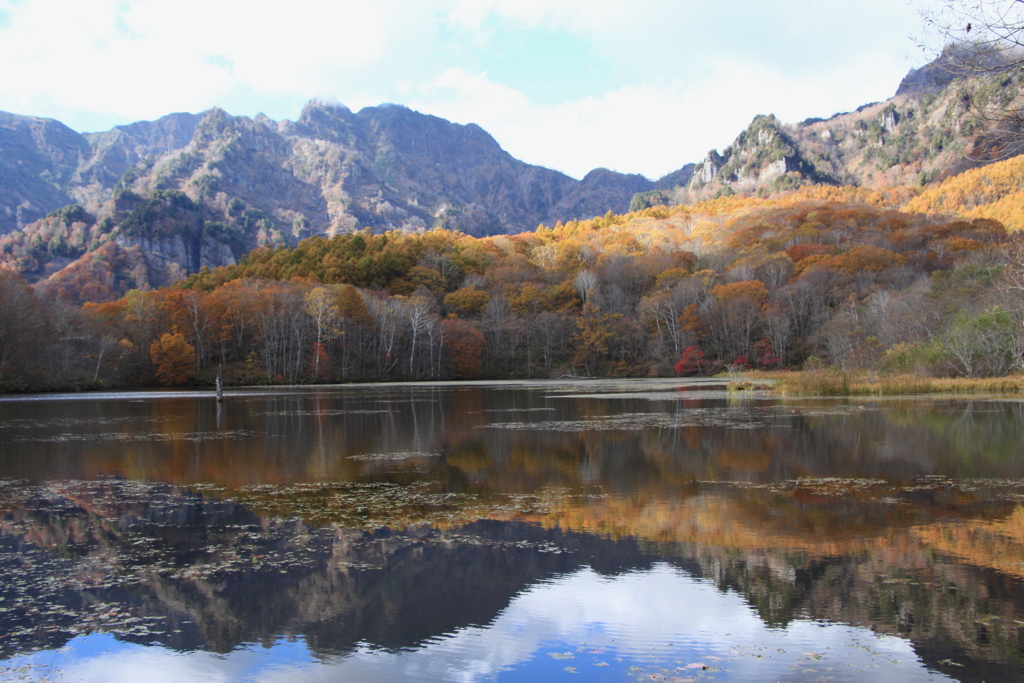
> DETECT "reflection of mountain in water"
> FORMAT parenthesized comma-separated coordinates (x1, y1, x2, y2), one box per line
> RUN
(0, 482, 655, 658)
(2, 481, 1024, 681)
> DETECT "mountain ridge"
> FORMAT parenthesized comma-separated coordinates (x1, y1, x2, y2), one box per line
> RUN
(633, 61, 1024, 208)
(0, 101, 682, 240)
(3, 52, 1024, 301)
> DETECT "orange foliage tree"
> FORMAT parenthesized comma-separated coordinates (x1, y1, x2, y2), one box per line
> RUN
(150, 333, 196, 385)
(443, 318, 485, 378)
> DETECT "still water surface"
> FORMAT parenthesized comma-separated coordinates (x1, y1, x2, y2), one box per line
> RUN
(1, 379, 1023, 682)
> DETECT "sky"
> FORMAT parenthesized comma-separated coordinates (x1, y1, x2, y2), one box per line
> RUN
(0, 0, 939, 180)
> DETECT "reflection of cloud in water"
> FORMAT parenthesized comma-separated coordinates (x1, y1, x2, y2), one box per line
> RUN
(14, 635, 317, 683)
(14, 565, 953, 683)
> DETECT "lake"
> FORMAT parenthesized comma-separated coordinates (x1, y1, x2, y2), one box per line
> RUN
(0, 378, 1023, 682)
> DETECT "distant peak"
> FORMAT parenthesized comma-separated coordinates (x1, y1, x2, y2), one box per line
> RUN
(197, 107, 232, 125)
(302, 99, 352, 115)
(582, 167, 647, 182)
(895, 43, 1021, 97)
(356, 103, 422, 120)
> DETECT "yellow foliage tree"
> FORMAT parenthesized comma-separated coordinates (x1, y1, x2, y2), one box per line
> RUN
(444, 287, 490, 317)
(904, 155, 1024, 230)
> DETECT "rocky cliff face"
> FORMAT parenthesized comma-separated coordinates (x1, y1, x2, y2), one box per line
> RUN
(112, 234, 236, 287)
(0, 101, 669, 241)
(688, 114, 841, 191)
(0, 100, 689, 295)
(669, 60, 1024, 203)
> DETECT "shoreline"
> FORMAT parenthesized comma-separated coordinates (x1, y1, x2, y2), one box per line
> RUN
(747, 370, 1024, 396)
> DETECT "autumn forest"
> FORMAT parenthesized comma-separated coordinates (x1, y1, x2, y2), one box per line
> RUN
(5, 157, 1024, 393)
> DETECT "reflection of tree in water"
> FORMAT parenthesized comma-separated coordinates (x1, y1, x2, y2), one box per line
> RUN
(7, 389, 1024, 487)
(2, 480, 1024, 681)
(671, 533, 1024, 683)
(550, 479, 1024, 682)
(449, 398, 1024, 488)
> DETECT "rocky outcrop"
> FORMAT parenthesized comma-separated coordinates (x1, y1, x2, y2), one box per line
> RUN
(75, 112, 204, 193)
(687, 114, 843, 193)
(652, 162, 695, 190)
(678, 56, 1024, 202)
(0, 102, 678, 243)
(113, 234, 236, 288)
(893, 44, 1014, 97)
(1, 102, 702, 294)
(690, 150, 725, 187)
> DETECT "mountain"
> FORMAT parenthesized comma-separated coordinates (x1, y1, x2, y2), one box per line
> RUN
(631, 56, 1024, 209)
(0, 101, 690, 293)
(3, 50, 1023, 300)
(0, 112, 86, 230)
(0, 101, 673, 241)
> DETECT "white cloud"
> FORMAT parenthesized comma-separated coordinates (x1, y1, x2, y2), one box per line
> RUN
(0, 0, 409, 122)
(404, 45, 920, 180)
(444, 0, 929, 78)
(446, 0, 654, 37)
(0, 0, 939, 176)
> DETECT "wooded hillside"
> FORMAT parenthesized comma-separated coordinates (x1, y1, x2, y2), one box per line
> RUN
(4, 168, 1024, 390)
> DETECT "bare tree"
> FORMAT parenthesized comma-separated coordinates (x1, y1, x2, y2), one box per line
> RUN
(573, 269, 598, 304)
(640, 287, 696, 361)
(0, 271, 44, 387)
(917, 0, 1024, 157)
(366, 294, 405, 376)
(304, 286, 340, 381)
(919, 1, 1024, 72)
(179, 290, 213, 370)
(252, 282, 312, 382)
(997, 241, 1024, 305)
(406, 295, 435, 377)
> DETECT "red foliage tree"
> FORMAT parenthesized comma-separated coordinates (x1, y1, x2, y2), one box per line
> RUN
(784, 243, 834, 263)
(753, 338, 782, 368)
(674, 345, 707, 376)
